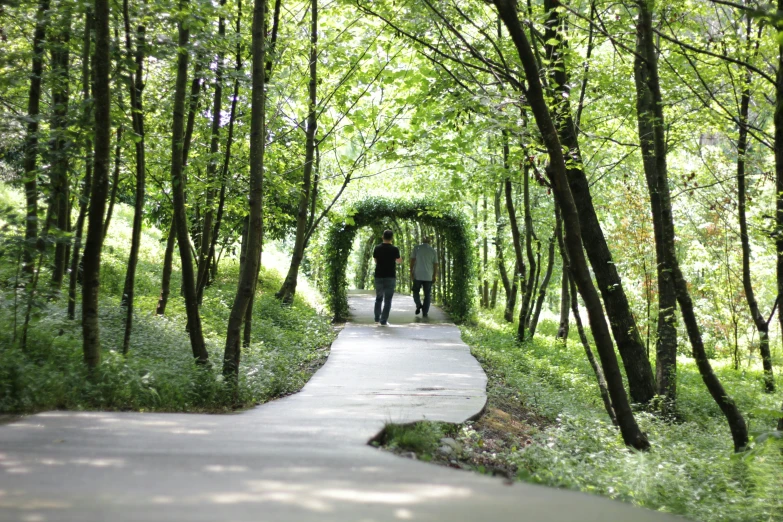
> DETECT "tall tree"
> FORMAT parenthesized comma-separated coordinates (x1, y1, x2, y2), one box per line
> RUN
(21, 0, 50, 275)
(67, 7, 93, 320)
(494, 0, 649, 450)
(276, 0, 318, 304)
(634, 0, 747, 450)
(224, 0, 266, 379)
(121, 0, 147, 354)
(542, 0, 657, 404)
(169, 0, 209, 363)
(82, 0, 112, 369)
(195, 0, 228, 305)
(47, 3, 72, 289)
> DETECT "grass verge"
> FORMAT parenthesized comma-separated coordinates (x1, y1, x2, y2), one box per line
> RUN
(376, 312, 783, 522)
(0, 187, 336, 413)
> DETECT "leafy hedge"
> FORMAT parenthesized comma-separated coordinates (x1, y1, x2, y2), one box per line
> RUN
(325, 197, 474, 322)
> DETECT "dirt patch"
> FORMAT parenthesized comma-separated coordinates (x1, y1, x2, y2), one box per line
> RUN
(377, 376, 551, 482)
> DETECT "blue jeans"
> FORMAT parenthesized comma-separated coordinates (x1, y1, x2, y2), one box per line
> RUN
(374, 277, 396, 323)
(412, 280, 433, 315)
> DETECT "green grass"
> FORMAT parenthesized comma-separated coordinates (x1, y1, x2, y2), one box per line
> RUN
(461, 313, 783, 522)
(0, 185, 336, 413)
(376, 421, 456, 456)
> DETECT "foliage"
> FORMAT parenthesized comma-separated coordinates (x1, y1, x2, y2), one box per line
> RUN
(459, 313, 783, 522)
(324, 197, 475, 322)
(375, 421, 457, 459)
(0, 194, 335, 413)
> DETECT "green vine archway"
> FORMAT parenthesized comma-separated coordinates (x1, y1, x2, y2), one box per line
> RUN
(325, 197, 474, 323)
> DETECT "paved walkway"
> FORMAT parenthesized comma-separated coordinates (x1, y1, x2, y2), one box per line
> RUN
(0, 291, 679, 521)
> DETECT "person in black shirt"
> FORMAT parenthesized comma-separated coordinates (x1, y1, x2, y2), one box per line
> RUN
(373, 229, 402, 325)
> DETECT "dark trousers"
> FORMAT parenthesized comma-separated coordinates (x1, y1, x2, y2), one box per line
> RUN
(412, 280, 433, 315)
(374, 277, 396, 323)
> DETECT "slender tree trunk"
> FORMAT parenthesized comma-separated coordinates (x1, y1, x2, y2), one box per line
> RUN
(155, 221, 176, 315)
(156, 58, 203, 315)
(633, 29, 678, 404)
(68, 8, 93, 320)
(542, 0, 656, 404)
(483, 192, 490, 307)
(277, 0, 317, 304)
(22, 0, 51, 275)
(520, 160, 536, 330)
(199, 0, 243, 299)
(224, 0, 266, 380)
(529, 228, 556, 338)
(82, 0, 111, 370)
(776, 0, 783, 429)
(503, 133, 527, 340)
(121, 0, 147, 354)
(196, 0, 227, 306)
(635, 0, 746, 450)
(102, 124, 123, 240)
(494, 181, 516, 323)
(737, 38, 774, 392)
(557, 266, 570, 341)
(170, 0, 209, 363)
(570, 273, 617, 425)
(495, 0, 649, 450)
(48, 8, 71, 290)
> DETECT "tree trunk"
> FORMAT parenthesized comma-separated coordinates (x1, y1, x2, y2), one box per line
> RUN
(633, 19, 677, 405)
(68, 8, 93, 320)
(223, 0, 266, 380)
(277, 0, 317, 304)
(198, 0, 243, 300)
(503, 134, 527, 340)
(170, 0, 209, 363)
(155, 221, 176, 315)
(776, 0, 783, 424)
(102, 124, 123, 240)
(22, 0, 50, 275)
(494, 0, 649, 450)
(196, 0, 227, 306)
(570, 273, 617, 425)
(737, 37, 774, 392)
(520, 159, 536, 330)
(483, 192, 490, 307)
(556, 266, 570, 341)
(47, 8, 71, 290)
(541, 0, 656, 404)
(494, 180, 517, 323)
(529, 227, 556, 338)
(82, 0, 111, 370)
(121, 0, 147, 354)
(635, 0, 746, 450)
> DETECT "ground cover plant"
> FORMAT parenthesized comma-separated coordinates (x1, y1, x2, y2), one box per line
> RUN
(378, 311, 783, 521)
(0, 186, 335, 413)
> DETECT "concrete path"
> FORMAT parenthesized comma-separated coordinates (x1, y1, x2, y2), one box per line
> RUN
(0, 291, 680, 521)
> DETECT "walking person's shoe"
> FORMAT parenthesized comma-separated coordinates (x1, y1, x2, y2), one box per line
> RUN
(422, 313, 428, 318)
(415, 305, 421, 315)
(380, 321, 388, 326)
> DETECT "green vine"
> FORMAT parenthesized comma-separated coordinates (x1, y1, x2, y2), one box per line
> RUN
(324, 197, 475, 323)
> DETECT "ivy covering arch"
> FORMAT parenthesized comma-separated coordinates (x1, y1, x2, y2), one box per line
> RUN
(325, 197, 474, 323)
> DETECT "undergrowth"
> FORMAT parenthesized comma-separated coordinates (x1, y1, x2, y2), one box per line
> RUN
(461, 311, 783, 522)
(0, 188, 335, 413)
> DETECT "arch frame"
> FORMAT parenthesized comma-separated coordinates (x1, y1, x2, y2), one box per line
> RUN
(324, 197, 475, 323)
